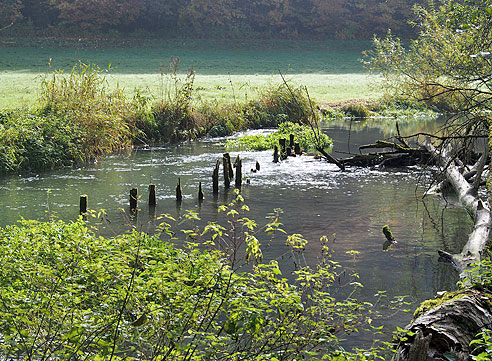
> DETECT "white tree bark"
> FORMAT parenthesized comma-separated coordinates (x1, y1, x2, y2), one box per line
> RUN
(396, 139, 491, 361)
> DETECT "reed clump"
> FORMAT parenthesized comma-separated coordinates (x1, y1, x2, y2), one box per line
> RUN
(40, 62, 139, 160)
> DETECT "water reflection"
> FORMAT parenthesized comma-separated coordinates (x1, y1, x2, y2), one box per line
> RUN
(0, 118, 472, 346)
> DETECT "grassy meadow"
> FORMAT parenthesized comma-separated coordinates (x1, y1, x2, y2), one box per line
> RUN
(0, 39, 382, 108)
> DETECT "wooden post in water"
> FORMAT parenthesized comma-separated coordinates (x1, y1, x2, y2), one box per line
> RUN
(176, 178, 183, 202)
(289, 134, 295, 148)
(273, 145, 279, 163)
(256, 160, 260, 171)
(294, 142, 301, 155)
(235, 156, 242, 189)
(212, 160, 220, 194)
(198, 182, 204, 201)
(148, 184, 156, 207)
(286, 147, 292, 157)
(130, 188, 138, 212)
(223, 154, 231, 189)
(279, 138, 287, 160)
(226, 153, 234, 179)
(279, 138, 286, 153)
(79, 195, 88, 215)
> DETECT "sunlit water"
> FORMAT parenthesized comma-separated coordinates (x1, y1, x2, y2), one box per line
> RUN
(0, 118, 472, 348)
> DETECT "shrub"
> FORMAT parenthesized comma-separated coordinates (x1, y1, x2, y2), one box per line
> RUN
(243, 82, 316, 128)
(0, 194, 375, 360)
(342, 103, 372, 119)
(0, 110, 83, 173)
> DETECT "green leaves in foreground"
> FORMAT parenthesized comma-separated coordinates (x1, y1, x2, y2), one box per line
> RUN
(0, 196, 375, 360)
(225, 121, 333, 153)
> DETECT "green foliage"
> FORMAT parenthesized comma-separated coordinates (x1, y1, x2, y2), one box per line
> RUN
(366, 0, 492, 115)
(0, 194, 377, 360)
(40, 62, 140, 160)
(0, 109, 82, 173)
(471, 329, 492, 361)
(341, 103, 371, 119)
(225, 121, 333, 153)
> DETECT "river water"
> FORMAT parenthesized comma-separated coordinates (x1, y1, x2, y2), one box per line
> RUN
(0, 118, 472, 346)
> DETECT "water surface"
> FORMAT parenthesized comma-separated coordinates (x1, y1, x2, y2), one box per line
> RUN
(0, 118, 471, 346)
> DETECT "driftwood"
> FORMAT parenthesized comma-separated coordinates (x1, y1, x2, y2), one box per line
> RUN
(331, 141, 431, 169)
(396, 291, 492, 361)
(396, 138, 491, 361)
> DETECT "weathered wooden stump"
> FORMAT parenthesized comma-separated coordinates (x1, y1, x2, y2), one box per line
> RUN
(212, 160, 220, 194)
(198, 181, 204, 201)
(286, 147, 292, 157)
(224, 153, 234, 178)
(235, 156, 242, 189)
(289, 134, 295, 148)
(279, 138, 286, 152)
(256, 160, 260, 171)
(148, 184, 156, 207)
(130, 188, 138, 212)
(223, 154, 231, 189)
(382, 225, 395, 242)
(176, 178, 183, 202)
(79, 195, 88, 215)
(294, 142, 301, 155)
(279, 138, 287, 159)
(273, 145, 279, 163)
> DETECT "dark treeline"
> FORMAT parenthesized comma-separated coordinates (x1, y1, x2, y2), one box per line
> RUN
(1, 0, 424, 39)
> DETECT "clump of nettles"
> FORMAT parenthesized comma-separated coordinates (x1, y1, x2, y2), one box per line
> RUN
(225, 121, 332, 153)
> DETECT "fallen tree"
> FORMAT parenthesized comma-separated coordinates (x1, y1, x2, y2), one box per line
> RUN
(318, 129, 491, 359)
(393, 137, 491, 361)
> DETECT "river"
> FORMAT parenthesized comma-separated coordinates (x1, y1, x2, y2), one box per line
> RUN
(0, 117, 472, 347)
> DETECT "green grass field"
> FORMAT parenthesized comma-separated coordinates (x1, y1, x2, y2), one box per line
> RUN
(0, 39, 383, 108)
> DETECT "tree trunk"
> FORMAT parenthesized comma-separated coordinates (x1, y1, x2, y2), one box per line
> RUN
(396, 138, 491, 360)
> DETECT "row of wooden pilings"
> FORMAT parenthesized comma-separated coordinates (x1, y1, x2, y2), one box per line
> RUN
(78, 153, 260, 215)
(79, 133, 302, 215)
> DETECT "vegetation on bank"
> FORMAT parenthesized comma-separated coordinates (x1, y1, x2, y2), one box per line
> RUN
(0, 61, 327, 174)
(0, 193, 390, 360)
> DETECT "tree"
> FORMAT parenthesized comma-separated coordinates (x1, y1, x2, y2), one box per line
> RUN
(367, 2, 492, 358)
(51, 0, 142, 30)
(0, 0, 23, 28)
(367, 0, 492, 117)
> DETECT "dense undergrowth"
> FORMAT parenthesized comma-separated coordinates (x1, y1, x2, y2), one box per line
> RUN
(0, 193, 389, 360)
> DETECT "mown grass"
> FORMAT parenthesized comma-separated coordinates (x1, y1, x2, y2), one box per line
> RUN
(0, 39, 382, 109)
(0, 72, 381, 109)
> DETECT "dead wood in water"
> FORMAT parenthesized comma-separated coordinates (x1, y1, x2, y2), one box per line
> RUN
(395, 137, 491, 361)
(396, 291, 492, 361)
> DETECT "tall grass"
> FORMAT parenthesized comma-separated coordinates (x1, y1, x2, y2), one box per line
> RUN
(40, 63, 139, 159)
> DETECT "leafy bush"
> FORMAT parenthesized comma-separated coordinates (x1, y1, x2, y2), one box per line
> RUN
(0, 110, 82, 173)
(226, 121, 333, 153)
(0, 194, 376, 360)
(341, 103, 372, 119)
